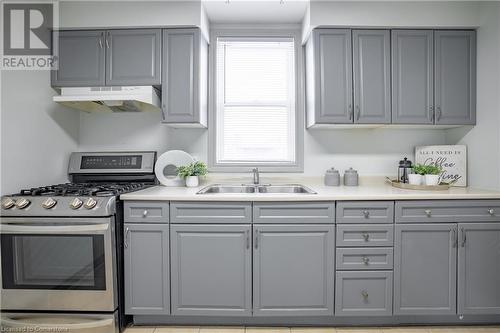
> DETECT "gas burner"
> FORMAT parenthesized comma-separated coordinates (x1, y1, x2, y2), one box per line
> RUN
(17, 182, 150, 197)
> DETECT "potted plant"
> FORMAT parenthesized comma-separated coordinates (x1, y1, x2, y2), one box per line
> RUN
(409, 164, 426, 185)
(423, 165, 442, 186)
(177, 161, 208, 187)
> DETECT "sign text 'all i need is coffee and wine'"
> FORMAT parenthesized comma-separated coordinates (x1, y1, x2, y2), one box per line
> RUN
(415, 145, 467, 187)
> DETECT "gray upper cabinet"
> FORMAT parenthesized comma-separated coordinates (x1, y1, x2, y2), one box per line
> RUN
(434, 31, 476, 125)
(458, 223, 500, 315)
(162, 28, 208, 127)
(53, 29, 161, 87)
(52, 30, 105, 87)
(253, 224, 335, 316)
(124, 223, 170, 315)
(106, 29, 161, 86)
(352, 30, 391, 124)
(391, 30, 434, 124)
(170, 224, 252, 316)
(394, 224, 457, 315)
(306, 29, 353, 126)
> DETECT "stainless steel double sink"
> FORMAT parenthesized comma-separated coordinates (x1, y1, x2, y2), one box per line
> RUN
(197, 184, 317, 194)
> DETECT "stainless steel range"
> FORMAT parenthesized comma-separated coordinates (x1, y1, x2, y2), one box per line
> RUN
(0, 151, 156, 333)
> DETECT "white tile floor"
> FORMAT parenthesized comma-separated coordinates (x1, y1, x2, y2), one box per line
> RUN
(124, 326, 500, 333)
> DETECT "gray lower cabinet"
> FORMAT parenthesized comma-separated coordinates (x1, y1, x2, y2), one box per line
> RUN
(124, 223, 169, 315)
(170, 224, 252, 316)
(253, 224, 335, 316)
(52, 30, 105, 87)
(391, 30, 434, 124)
(306, 29, 353, 126)
(335, 271, 393, 316)
(458, 223, 500, 315)
(434, 30, 476, 125)
(394, 224, 457, 315)
(352, 30, 391, 124)
(106, 29, 161, 85)
(162, 28, 208, 127)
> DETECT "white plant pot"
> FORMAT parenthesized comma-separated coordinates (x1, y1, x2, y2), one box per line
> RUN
(408, 174, 423, 185)
(425, 174, 440, 186)
(185, 176, 199, 187)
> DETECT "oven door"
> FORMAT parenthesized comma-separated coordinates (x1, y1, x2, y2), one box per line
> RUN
(0, 217, 117, 312)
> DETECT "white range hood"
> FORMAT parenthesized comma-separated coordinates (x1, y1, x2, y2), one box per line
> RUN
(53, 86, 161, 113)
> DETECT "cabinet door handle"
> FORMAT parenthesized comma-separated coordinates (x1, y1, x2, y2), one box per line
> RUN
(451, 228, 457, 248)
(348, 105, 353, 120)
(124, 227, 130, 248)
(461, 227, 466, 247)
(429, 106, 434, 123)
(106, 32, 110, 48)
(254, 229, 259, 249)
(356, 105, 360, 121)
(436, 106, 442, 121)
(245, 230, 250, 249)
(98, 33, 103, 48)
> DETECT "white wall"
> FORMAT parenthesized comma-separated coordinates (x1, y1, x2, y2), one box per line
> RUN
(446, 2, 500, 190)
(59, 1, 202, 29)
(0, 71, 80, 195)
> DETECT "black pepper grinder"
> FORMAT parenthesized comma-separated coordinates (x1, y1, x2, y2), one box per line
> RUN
(398, 157, 413, 184)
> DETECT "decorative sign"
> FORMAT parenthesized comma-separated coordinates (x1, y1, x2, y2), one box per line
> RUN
(415, 145, 467, 187)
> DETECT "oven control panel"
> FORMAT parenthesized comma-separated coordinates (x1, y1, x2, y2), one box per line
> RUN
(68, 151, 156, 174)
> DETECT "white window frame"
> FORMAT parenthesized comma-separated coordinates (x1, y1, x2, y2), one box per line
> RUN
(208, 28, 304, 173)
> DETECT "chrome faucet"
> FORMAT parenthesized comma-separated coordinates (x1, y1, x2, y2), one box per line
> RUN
(252, 168, 260, 185)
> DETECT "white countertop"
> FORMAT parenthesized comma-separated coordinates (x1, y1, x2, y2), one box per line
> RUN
(120, 176, 500, 201)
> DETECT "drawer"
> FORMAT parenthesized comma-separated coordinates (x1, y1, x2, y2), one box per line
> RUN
(170, 202, 252, 223)
(336, 248, 393, 270)
(124, 201, 169, 223)
(336, 224, 393, 247)
(395, 200, 500, 223)
(337, 201, 394, 224)
(253, 202, 335, 224)
(335, 271, 393, 316)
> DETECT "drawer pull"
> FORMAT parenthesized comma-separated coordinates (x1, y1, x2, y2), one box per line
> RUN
(488, 209, 495, 216)
(124, 227, 130, 248)
(424, 209, 432, 217)
(362, 257, 370, 265)
(362, 233, 370, 241)
(142, 210, 148, 217)
(363, 210, 370, 218)
(361, 290, 369, 299)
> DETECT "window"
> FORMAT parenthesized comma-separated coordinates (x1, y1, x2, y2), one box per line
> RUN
(211, 33, 301, 171)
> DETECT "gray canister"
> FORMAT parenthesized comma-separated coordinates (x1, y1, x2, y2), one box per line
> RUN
(343, 167, 359, 186)
(324, 168, 341, 186)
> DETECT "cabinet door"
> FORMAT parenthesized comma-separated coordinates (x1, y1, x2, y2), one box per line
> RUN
(106, 29, 161, 85)
(313, 29, 353, 124)
(434, 31, 476, 125)
(170, 224, 252, 316)
(162, 28, 206, 125)
(394, 224, 457, 315)
(52, 30, 105, 87)
(253, 224, 335, 316)
(353, 30, 391, 124)
(124, 223, 169, 315)
(391, 30, 434, 124)
(458, 223, 500, 315)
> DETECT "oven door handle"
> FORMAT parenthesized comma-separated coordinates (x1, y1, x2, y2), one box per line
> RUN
(0, 316, 113, 330)
(0, 223, 109, 234)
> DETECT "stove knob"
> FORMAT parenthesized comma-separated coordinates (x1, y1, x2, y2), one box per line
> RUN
(1, 197, 16, 209)
(15, 198, 31, 209)
(69, 198, 83, 210)
(84, 198, 98, 209)
(42, 197, 57, 209)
